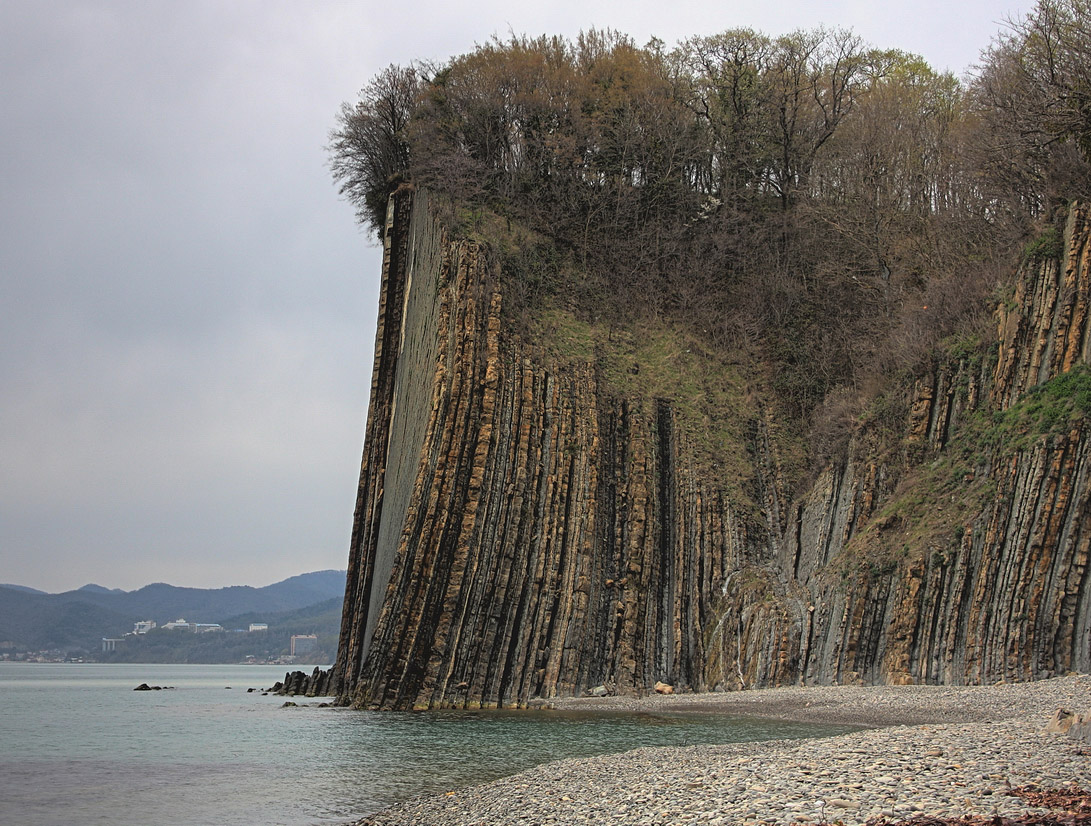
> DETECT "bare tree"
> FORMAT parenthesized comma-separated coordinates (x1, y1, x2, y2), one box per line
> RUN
(972, 0, 1091, 215)
(328, 64, 419, 235)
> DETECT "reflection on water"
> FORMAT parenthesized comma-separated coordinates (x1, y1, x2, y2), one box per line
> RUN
(0, 663, 858, 826)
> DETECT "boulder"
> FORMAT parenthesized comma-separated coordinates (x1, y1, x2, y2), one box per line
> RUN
(654, 681, 674, 695)
(268, 667, 336, 698)
(1045, 708, 1091, 744)
(1072, 714, 1091, 744)
(1046, 708, 1076, 734)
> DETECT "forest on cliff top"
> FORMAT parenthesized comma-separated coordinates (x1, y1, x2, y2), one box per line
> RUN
(330, 0, 1091, 481)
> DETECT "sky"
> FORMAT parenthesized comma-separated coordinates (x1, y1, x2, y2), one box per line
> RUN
(0, 0, 1032, 593)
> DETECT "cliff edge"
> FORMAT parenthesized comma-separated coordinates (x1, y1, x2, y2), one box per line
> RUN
(329, 190, 1091, 709)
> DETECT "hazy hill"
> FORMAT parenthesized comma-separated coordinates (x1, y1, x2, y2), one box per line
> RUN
(0, 586, 134, 651)
(0, 570, 345, 655)
(76, 584, 126, 595)
(0, 584, 47, 595)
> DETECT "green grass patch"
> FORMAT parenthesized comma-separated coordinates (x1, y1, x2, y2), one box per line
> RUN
(450, 204, 768, 517)
(978, 363, 1091, 450)
(1022, 225, 1064, 262)
(833, 364, 1091, 583)
(529, 303, 764, 516)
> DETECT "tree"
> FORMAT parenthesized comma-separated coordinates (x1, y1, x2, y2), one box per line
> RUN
(808, 54, 972, 283)
(1013, 0, 1091, 156)
(328, 64, 419, 235)
(675, 29, 776, 200)
(972, 0, 1091, 215)
(764, 28, 872, 208)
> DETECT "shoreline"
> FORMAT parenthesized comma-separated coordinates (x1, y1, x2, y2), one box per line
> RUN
(546, 677, 1090, 727)
(353, 675, 1091, 825)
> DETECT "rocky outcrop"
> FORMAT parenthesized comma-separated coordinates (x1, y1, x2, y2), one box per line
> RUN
(1047, 707, 1091, 743)
(332, 192, 1091, 708)
(270, 667, 336, 697)
(789, 420, 1091, 687)
(906, 359, 988, 452)
(331, 193, 747, 708)
(993, 204, 1091, 409)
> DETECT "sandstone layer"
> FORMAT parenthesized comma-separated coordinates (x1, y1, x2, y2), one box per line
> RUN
(329, 191, 1091, 709)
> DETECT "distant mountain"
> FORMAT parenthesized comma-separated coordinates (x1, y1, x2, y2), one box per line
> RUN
(0, 570, 346, 654)
(219, 595, 343, 638)
(77, 584, 127, 595)
(0, 586, 134, 650)
(0, 584, 46, 595)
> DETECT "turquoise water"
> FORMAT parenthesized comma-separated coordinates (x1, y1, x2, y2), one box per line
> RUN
(0, 663, 856, 825)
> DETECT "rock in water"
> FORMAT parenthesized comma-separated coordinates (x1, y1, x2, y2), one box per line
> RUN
(268, 667, 335, 698)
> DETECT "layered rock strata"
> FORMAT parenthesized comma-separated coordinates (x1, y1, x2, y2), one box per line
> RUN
(332, 192, 1091, 708)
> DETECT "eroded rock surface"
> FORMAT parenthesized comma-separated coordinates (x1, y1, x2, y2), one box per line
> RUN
(330, 192, 1091, 709)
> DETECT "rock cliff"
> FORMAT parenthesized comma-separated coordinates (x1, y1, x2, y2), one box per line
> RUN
(330, 191, 1091, 709)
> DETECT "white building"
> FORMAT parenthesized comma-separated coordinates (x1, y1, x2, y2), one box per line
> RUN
(290, 634, 318, 656)
(248, 623, 268, 632)
(133, 620, 156, 634)
(162, 618, 192, 631)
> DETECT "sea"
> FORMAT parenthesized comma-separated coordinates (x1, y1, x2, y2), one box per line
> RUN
(0, 662, 857, 826)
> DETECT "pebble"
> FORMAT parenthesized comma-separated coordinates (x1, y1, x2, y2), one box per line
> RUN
(353, 675, 1091, 826)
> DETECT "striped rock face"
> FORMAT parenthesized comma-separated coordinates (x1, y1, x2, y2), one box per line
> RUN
(329, 191, 1091, 709)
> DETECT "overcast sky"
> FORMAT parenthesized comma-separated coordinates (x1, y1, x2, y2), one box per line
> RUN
(1, 0, 1031, 593)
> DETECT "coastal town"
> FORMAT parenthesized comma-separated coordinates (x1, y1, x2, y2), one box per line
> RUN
(1, 618, 325, 665)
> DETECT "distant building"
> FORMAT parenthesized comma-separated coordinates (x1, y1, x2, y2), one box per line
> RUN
(133, 620, 156, 634)
(194, 623, 223, 633)
(248, 623, 268, 632)
(101, 638, 124, 652)
(290, 634, 318, 656)
(162, 618, 192, 631)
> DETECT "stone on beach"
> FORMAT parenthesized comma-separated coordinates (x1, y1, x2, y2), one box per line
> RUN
(353, 675, 1091, 826)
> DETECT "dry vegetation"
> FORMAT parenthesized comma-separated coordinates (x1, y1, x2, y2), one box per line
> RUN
(329, 0, 1091, 467)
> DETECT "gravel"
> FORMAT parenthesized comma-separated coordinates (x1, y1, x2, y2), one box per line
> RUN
(351, 675, 1091, 826)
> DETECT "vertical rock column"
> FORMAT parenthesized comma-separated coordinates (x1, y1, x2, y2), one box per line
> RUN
(332, 190, 446, 697)
(336, 192, 742, 709)
(993, 203, 1091, 408)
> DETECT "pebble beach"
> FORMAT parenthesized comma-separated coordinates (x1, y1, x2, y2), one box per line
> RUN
(354, 676, 1091, 826)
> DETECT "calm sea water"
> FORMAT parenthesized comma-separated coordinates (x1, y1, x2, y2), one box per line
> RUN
(0, 663, 856, 826)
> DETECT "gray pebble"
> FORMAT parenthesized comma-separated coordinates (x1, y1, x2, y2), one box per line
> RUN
(355, 674, 1091, 826)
